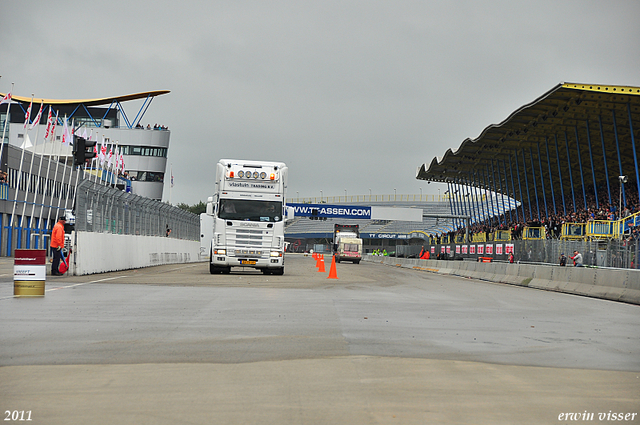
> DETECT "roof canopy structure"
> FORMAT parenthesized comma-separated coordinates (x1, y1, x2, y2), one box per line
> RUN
(0, 90, 171, 129)
(417, 82, 640, 220)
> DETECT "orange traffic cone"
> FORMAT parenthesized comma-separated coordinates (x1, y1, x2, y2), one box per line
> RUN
(318, 255, 326, 272)
(315, 254, 321, 268)
(327, 254, 338, 279)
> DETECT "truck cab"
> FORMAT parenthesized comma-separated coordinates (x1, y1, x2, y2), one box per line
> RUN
(203, 159, 290, 275)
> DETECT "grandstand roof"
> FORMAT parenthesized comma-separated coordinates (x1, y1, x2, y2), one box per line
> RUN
(1, 90, 170, 106)
(416, 82, 640, 211)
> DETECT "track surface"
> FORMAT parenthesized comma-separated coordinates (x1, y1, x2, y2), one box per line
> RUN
(1, 255, 638, 424)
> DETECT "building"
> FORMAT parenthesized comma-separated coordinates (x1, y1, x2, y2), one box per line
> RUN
(0, 90, 171, 200)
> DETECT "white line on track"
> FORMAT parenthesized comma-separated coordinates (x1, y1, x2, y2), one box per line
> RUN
(0, 275, 129, 300)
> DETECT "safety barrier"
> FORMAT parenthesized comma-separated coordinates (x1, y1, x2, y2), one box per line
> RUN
(363, 255, 640, 305)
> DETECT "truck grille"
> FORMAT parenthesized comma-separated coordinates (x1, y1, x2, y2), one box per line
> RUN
(228, 229, 272, 256)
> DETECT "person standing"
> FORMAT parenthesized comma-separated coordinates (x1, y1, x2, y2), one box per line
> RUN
(50, 216, 66, 276)
(570, 250, 583, 267)
(559, 253, 567, 266)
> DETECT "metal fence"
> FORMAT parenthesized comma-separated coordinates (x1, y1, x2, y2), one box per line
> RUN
(75, 179, 199, 240)
(392, 238, 639, 269)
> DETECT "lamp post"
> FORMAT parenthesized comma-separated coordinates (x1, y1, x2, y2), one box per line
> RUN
(320, 190, 323, 203)
(619, 176, 627, 217)
(369, 188, 371, 202)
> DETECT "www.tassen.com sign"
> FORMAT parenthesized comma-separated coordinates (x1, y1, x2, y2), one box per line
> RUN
(288, 203, 371, 219)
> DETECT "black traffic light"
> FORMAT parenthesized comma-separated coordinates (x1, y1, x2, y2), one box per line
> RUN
(73, 136, 97, 168)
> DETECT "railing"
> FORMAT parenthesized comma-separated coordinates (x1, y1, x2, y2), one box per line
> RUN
(471, 233, 487, 243)
(523, 227, 545, 240)
(493, 230, 512, 241)
(613, 211, 640, 237)
(586, 220, 614, 240)
(294, 194, 453, 204)
(561, 223, 586, 240)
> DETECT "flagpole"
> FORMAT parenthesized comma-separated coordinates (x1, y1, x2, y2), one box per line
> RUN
(47, 113, 64, 225)
(21, 102, 44, 235)
(62, 119, 77, 212)
(10, 94, 34, 228)
(169, 163, 173, 205)
(54, 116, 71, 218)
(0, 82, 14, 169)
(25, 102, 46, 241)
(37, 108, 58, 237)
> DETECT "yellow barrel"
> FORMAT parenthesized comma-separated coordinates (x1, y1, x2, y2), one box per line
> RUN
(14, 249, 47, 297)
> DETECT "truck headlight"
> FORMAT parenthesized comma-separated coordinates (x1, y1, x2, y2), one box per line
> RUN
(270, 251, 282, 257)
(214, 249, 226, 255)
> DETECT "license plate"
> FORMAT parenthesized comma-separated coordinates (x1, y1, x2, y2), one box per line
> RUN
(240, 260, 256, 265)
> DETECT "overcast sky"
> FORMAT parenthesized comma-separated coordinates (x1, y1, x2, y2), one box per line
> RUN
(1, 1, 639, 205)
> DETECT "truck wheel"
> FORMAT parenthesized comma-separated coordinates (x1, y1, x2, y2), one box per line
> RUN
(262, 269, 271, 275)
(272, 267, 284, 275)
(354, 260, 360, 264)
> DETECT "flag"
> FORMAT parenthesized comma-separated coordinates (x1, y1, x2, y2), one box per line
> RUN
(28, 102, 44, 130)
(171, 166, 174, 188)
(114, 146, 120, 170)
(0, 92, 11, 106)
(23, 100, 33, 129)
(49, 110, 59, 140)
(120, 153, 125, 174)
(44, 106, 53, 139)
(20, 134, 33, 150)
(99, 137, 107, 165)
(61, 116, 71, 146)
(107, 145, 113, 168)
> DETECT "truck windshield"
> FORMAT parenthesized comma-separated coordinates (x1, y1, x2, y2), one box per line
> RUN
(219, 199, 283, 222)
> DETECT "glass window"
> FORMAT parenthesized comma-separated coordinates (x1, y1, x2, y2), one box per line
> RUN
(218, 199, 283, 222)
(131, 147, 142, 155)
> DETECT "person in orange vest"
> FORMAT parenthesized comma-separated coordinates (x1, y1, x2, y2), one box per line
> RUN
(50, 216, 66, 276)
(420, 247, 430, 260)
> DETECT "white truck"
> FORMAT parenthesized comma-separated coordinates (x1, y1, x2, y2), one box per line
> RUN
(333, 224, 363, 264)
(202, 159, 291, 275)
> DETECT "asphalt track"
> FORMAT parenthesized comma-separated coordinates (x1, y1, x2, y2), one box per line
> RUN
(0, 254, 638, 424)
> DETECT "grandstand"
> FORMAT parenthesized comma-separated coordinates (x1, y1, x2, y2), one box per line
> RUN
(288, 82, 640, 268)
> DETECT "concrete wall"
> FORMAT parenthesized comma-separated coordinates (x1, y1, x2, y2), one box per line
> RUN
(363, 255, 640, 305)
(71, 232, 203, 276)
